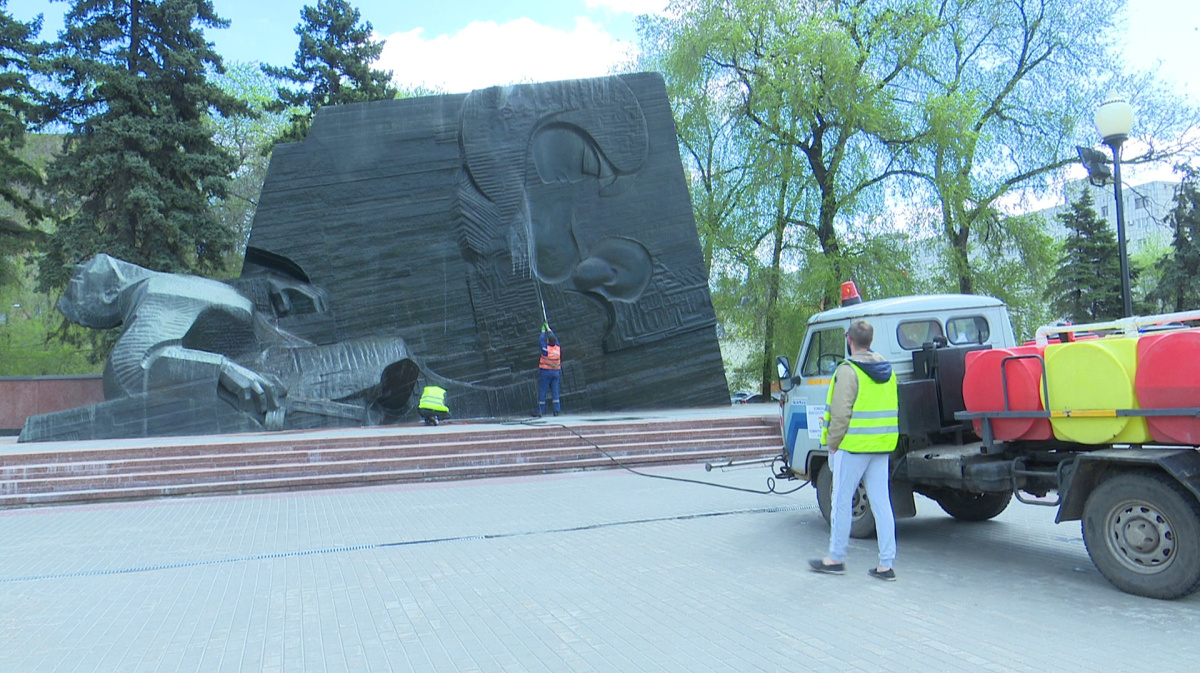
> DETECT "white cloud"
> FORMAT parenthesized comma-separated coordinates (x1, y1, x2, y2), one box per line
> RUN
(584, 0, 670, 14)
(1124, 0, 1200, 96)
(378, 17, 637, 95)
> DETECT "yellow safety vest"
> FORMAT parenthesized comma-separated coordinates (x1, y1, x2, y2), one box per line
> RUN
(821, 363, 899, 453)
(419, 386, 449, 413)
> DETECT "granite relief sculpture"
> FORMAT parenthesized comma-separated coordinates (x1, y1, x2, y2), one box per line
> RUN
(245, 71, 729, 419)
(19, 72, 728, 442)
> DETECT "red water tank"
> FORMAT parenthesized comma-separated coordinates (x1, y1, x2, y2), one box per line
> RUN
(962, 346, 1052, 441)
(1136, 329, 1200, 444)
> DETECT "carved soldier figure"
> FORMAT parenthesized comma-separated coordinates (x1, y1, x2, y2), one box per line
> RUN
(25, 253, 420, 441)
(59, 254, 288, 428)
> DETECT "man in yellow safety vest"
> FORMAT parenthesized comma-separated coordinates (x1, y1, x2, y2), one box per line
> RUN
(418, 385, 450, 426)
(810, 319, 899, 581)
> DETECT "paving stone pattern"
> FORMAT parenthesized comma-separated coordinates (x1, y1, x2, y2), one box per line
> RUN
(0, 463, 1195, 672)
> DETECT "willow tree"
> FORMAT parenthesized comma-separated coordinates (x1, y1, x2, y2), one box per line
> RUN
(207, 62, 295, 268)
(908, 0, 1198, 296)
(641, 0, 939, 397)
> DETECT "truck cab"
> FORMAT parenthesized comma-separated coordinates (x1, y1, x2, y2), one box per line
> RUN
(776, 292, 1017, 479)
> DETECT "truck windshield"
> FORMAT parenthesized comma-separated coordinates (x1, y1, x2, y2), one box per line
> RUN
(801, 327, 846, 376)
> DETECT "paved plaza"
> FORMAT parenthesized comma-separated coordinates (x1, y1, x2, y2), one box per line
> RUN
(0, 453, 1196, 672)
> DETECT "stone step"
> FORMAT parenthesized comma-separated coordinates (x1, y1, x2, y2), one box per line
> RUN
(0, 436, 779, 492)
(1, 431, 778, 482)
(0, 409, 784, 508)
(0, 423, 776, 471)
(0, 443, 777, 500)
(0, 446, 778, 508)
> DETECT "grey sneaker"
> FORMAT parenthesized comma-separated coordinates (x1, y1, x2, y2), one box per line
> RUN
(868, 568, 896, 582)
(809, 559, 845, 575)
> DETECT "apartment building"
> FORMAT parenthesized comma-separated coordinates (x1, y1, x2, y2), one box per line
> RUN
(1033, 178, 1182, 253)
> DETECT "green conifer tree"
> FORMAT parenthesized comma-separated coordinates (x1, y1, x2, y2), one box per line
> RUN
(1151, 169, 1200, 313)
(1044, 189, 1124, 323)
(263, 0, 397, 145)
(0, 3, 45, 286)
(36, 0, 247, 292)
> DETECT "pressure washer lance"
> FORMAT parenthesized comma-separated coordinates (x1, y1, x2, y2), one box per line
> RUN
(704, 457, 775, 471)
(534, 279, 549, 327)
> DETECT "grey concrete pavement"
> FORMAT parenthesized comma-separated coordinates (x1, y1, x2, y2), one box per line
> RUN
(0, 457, 1196, 672)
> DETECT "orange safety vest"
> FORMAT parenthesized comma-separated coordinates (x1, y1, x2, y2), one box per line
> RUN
(539, 344, 561, 370)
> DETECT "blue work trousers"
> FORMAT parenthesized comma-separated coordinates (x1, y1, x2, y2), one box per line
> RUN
(538, 368, 561, 414)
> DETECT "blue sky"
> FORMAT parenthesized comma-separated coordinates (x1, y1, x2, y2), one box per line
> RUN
(6, 0, 661, 93)
(5, 0, 1198, 97)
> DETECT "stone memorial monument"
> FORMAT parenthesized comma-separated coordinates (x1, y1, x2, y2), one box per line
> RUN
(19, 72, 729, 442)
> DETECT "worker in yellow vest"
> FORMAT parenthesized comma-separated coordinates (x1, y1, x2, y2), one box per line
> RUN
(418, 385, 450, 426)
(810, 319, 899, 581)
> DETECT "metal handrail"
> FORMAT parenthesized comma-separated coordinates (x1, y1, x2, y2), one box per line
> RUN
(1034, 310, 1200, 346)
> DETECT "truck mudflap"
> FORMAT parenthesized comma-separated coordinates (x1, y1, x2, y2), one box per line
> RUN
(1057, 448, 1200, 523)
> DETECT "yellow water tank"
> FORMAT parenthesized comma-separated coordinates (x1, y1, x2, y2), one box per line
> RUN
(1042, 337, 1150, 444)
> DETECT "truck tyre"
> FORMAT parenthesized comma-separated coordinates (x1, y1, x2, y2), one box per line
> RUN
(934, 490, 1012, 522)
(815, 462, 876, 539)
(1081, 470, 1200, 600)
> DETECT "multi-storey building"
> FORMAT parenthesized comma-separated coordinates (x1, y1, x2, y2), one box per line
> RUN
(1033, 178, 1182, 253)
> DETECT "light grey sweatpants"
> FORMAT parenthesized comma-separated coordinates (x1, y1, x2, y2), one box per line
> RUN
(828, 449, 897, 567)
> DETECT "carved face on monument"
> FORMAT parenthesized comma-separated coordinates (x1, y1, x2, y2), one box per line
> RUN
(570, 237, 652, 301)
(57, 254, 147, 329)
(458, 78, 654, 307)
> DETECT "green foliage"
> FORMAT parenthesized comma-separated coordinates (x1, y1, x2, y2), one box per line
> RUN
(0, 261, 100, 375)
(0, 4, 46, 287)
(656, 0, 937, 287)
(1149, 168, 1200, 313)
(906, 0, 1129, 295)
(0, 310, 99, 375)
(967, 212, 1058, 341)
(1045, 190, 1123, 323)
(263, 0, 397, 144)
(1132, 237, 1169, 316)
(641, 0, 939, 396)
(207, 62, 296, 274)
(35, 0, 248, 293)
(642, 0, 1198, 390)
(638, 13, 754, 276)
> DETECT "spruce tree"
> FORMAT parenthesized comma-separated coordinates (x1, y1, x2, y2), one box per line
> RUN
(0, 4, 45, 286)
(1151, 169, 1200, 313)
(1044, 189, 1125, 323)
(36, 0, 247, 292)
(263, 0, 397, 145)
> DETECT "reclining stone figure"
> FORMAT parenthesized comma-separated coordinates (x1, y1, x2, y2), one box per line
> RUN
(59, 254, 289, 427)
(20, 254, 419, 441)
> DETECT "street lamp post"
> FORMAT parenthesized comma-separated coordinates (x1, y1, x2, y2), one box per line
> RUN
(1094, 98, 1134, 318)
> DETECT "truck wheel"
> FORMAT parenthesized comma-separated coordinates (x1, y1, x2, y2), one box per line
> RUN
(935, 490, 1012, 522)
(1081, 470, 1200, 599)
(815, 461, 876, 539)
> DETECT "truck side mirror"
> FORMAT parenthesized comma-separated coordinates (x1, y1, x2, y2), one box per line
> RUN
(776, 355, 794, 392)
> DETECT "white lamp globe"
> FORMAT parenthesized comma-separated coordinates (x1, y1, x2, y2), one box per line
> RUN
(1094, 98, 1133, 143)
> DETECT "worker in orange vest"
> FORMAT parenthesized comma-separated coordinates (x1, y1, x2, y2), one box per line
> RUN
(536, 322, 562, 417)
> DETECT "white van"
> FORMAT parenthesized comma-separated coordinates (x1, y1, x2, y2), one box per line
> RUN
(775, 292, 1017, 478)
